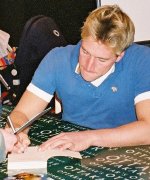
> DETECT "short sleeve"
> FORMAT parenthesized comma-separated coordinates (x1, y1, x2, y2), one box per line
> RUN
(134, 47, 150, 97)
(31, 48, 59, 95)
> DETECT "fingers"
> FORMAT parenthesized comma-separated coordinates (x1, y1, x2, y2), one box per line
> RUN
(39, 133, 64, 150)
(11, 141, 26, 153)
(12, 133, 30, 153)
(59, 142, 73, 151)
(39, 133, 73, 151)
(17, 133, 30, 147)
(48, 139, 73, 150)
(39, 140, 73, 151)
(39, 139, 65, 151)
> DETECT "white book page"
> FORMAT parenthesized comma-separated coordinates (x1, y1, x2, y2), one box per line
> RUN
(8, 146, 82, 170)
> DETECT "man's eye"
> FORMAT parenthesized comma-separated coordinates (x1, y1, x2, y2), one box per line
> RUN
(97, 58, 106, 62)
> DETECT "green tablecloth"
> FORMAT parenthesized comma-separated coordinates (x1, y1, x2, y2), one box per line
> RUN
(0, 106, 150, 179)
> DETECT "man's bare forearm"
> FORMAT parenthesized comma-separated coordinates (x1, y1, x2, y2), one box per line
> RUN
(90, 121, 150, 147)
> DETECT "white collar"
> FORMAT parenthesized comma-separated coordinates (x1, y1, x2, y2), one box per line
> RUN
(75, 63, 115, 87)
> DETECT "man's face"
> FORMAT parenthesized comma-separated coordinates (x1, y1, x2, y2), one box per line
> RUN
(79, 37, 120, 82)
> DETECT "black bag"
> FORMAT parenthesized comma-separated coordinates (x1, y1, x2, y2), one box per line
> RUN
(13, 15, 67, 104)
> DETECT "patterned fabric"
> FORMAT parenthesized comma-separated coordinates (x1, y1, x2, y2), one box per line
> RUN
(0, 47, 16, 70)
(0, 47, 18, 105)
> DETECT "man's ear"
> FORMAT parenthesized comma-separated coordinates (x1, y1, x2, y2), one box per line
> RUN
(116, 51, 125, 62)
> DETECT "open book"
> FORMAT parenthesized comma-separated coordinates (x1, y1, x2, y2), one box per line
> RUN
(8, 146, 82, 175)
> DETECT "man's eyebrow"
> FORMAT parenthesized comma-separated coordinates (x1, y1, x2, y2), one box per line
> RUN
(81, 46, 88, 52)
(81, 45, 109, 60)
(97, 56, 110, 60)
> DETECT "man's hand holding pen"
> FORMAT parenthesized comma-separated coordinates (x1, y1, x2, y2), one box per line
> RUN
(12, 132, 30, 153)
(6, 107, 51, 153)
(6, 118, 31, 154)
(3, 127, 30, 154)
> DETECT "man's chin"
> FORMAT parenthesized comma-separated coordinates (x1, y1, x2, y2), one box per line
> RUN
(81, 74, 96, 82)
(80, 71, 100, 82)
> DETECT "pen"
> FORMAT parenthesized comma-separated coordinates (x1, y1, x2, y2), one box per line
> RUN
(7, 106, 52, 134)
(7, 116, 16, 134)
(0, 74, 10, 90)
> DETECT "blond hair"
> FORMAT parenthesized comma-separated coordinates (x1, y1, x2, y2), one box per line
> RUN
(81, 5, 135, 55)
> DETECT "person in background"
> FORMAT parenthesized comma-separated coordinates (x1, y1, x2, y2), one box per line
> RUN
(0, 128, 17, 162)
(6, 4, 150, 152)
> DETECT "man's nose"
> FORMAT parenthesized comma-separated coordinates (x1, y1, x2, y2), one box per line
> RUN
(86, 56, 95, 71)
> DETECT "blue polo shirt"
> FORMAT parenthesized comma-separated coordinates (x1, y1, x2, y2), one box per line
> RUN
(28, 42, 150, 129)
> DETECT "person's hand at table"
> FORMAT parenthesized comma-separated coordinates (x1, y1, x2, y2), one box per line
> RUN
(39, 131, 94, 152)
(0, 128, 17, 153)
(11, 132, 30, 153)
